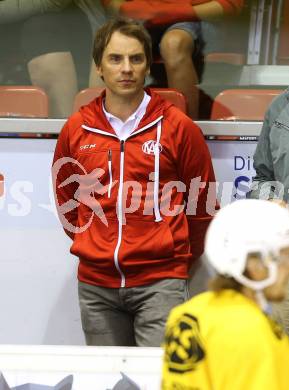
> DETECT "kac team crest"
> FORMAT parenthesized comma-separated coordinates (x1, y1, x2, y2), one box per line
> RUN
(142, 140, 163, 155)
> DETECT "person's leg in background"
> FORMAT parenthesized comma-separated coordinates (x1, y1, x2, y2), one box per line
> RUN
(27, 52, 78, 118)
(159, 20, 229, 120)
(160, 26, 199, 119)
(20, 3, 91, 118)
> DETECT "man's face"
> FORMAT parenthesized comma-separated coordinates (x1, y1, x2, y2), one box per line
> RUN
(96, 31, 149, 100)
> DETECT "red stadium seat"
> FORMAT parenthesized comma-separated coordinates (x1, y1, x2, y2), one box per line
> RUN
(73, 87, 187, 114)
(151, 88, 187, 113)
(0, 86, 49, 118)
(73, 86, 103, 111)
(210, 89, 284, 120)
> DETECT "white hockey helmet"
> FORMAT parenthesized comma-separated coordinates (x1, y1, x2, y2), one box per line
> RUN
(205, 199, 289, 291)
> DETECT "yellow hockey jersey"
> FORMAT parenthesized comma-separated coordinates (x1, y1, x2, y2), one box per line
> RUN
(162, 289, 289, 390)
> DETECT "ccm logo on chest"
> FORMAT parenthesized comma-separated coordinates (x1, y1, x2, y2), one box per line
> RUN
(80, 144, 96, 151)
(142, 140, 163, 155)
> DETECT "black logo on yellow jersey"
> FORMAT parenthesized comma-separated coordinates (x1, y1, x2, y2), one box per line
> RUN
(164, 313, 205, 373)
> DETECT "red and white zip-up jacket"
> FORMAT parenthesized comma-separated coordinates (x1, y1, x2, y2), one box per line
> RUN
(52, 89, 217, 288)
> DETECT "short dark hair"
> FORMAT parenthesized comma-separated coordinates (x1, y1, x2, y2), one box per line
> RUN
(92, 17, 152, 69)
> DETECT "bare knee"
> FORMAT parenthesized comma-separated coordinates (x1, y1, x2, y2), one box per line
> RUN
(27, 52, 75, 87)
(27, 52, 78, 117)
(160, 29, 194, 69)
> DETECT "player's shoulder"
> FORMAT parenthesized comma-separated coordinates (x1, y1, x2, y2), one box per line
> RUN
(209, 291, 279, 339)
(167, 291, 213, 324)
(168, 290, 263, 331)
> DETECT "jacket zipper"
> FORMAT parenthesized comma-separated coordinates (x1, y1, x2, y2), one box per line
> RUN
(107, 149, 112, 198)
(114, 140, 126, 287)
(82, 116, 163, 287)
(154, 121, 163, 222)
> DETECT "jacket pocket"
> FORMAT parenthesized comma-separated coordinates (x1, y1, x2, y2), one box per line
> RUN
(121, 219, 174, 263)
(71, 212, 118, 263)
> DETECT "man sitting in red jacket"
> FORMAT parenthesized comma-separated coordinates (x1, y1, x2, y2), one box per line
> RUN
(102, 0, 243, 119)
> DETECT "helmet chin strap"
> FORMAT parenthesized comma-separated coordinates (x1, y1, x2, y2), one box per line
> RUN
(233, 261, 278, 312)
(255, 290, 272, 314)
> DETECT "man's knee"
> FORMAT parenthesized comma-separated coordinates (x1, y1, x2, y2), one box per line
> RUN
(27, 51, 75, 85)
(160, 29, 194, 67)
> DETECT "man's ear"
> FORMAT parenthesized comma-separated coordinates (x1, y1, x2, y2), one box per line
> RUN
(96, 65, 104, 82)
(96, 64, 103, 78)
